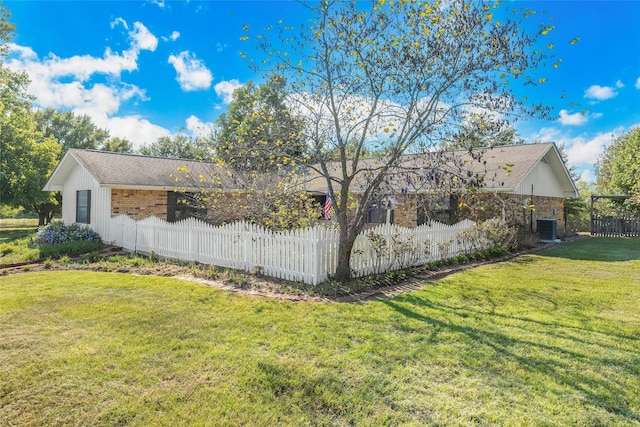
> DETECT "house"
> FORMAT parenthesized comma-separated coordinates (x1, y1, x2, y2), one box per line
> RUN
(42, 149, 229, 239)
(43, 142, 578, 239)
(302, 142, 579, 232)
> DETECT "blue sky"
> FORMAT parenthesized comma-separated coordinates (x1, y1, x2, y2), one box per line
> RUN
(5, 0, 640, 183)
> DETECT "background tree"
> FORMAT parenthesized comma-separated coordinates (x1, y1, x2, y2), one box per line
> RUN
(34, 108, 110, 154)
(565, 180, 595, 233)
(0, 6, 61, 224)
(214, 75, 304, 172)
(139, 134, 211, 160)
(174, 75, 316, 230)
(102, 137, 133, 153)
(442, 117, 524, 150)
(595, 127, 640, 215)
(244, 0, 559, 281)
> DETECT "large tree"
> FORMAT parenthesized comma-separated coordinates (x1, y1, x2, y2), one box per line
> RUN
(34, 108, 110, 155)
(595, 127, 640, 214)
(102, 137, 134, 153)
(244, 0, 559, 281)
(29, 108, 114, 222)
(442, 117, 524, 150)
(175, 76, 316, 231)
(214, 75, 304, 172)
(0, 6, 62, 225)
(139, 134, 211, 160)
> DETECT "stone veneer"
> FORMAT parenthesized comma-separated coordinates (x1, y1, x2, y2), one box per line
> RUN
(111, 189, 168, 220)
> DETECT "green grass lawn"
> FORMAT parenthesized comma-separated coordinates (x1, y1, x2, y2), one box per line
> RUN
(0, 228, 40, 264)
(1, 237, 639, 426)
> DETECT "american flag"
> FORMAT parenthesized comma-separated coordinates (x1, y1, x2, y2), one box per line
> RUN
(324, 190, 333, 220)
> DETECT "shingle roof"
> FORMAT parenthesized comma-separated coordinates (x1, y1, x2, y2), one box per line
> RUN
(45, 143, 577, 197)
(303, 143, 560, 193)
(70, 149, 216, 188)
(44, 149, 235, 191)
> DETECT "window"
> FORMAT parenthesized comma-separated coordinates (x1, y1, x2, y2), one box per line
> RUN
(368, 207, 393, 224)
(76, 190, 91, 224)
(417, 194, 458, 225)
(367, 195, 395, 224)
(167, 191, 207, 222)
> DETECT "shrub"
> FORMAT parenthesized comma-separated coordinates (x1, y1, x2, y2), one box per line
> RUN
(39, 241, 102, 259)
(457, 218, 517, 255)
(35, 222, 101, 245)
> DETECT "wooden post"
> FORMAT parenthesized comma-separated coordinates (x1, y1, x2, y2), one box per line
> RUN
(590, 195, 595, 235)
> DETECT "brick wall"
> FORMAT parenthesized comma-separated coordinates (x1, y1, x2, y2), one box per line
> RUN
(109, 188, 567, 234)
(459, 193, 566, 234)
(391, 192, 567, 234)
(111, 189, 168, 220)
(392, 194, 418, 228)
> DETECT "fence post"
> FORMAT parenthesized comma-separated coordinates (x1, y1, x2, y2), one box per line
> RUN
(244, 222, 252, 272)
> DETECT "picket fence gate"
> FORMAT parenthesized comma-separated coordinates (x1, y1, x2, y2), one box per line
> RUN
(107, 215, 476, 285)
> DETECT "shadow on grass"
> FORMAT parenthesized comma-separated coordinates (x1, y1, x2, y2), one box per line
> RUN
(0, 228, 37, 244)
(381, 296, 640, 424)
(542, 237, 640, 262)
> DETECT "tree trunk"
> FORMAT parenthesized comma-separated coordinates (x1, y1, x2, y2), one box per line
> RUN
(334, 234, 356, 283)
(37, 211, 48, 227)
(333, 212, 363, 282)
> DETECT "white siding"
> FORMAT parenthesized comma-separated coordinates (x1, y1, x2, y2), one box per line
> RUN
(61, 165, 111, 239)
(514, 161, 565, 198)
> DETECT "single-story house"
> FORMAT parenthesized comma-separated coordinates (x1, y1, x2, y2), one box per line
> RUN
(303, 142, 579, 232)
(43, 142, 578, 239)
(42, 149, 227, 239)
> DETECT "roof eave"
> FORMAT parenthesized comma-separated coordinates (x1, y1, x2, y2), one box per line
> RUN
(42, 150, 80, 191)
(100, 184, 236, 192)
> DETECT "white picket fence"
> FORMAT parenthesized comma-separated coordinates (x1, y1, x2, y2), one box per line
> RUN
(106, 215, 477, 285)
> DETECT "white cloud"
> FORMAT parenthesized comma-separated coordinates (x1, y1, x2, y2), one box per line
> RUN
(7, 43, 36, 60)
(7, 21, 170, 148)
(168, 51, 213, 91)
(162, 31, 180, 42)
(286, 92, 447, 149)
(100, 116, 170, 146)
(214, 79, 243, 103)
(215, 43, 227, 53)
(150, 0, 166, 8)
(636, 76, 640, 90)
(130, 22, 158, 52)
(584, 84, 617, 100)
(186, 115, 215, 137)
(10, 19, 157, 83)
(531, 126, 623, 168)
(558, 109, 588, 126)
(564, 132, 616, 165)
(579, 169, 595, 183)
(110, 17, 128, 30)
(615, 80, 625, 88)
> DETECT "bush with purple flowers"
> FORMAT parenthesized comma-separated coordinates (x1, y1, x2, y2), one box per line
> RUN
(36, 221, 101, 245)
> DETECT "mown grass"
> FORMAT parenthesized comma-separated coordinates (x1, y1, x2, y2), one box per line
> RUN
(0, 218, 39, 228)
(0, 229, 39, 264)
(0, 226, 103, 264)
(1, 237, 639, 426)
